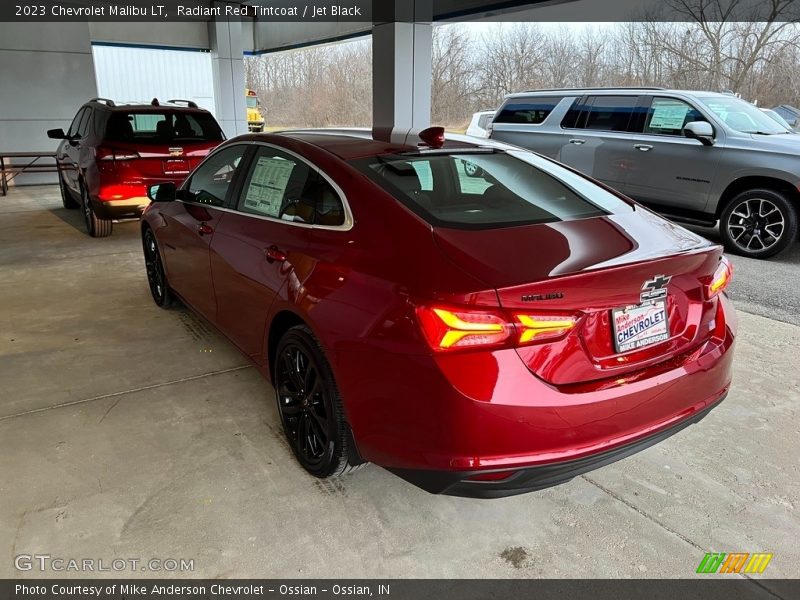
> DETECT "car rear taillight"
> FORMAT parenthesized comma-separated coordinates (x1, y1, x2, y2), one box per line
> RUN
(514, 314, 577, 344)
(95, 146, 140, 161)
(705, 257, 733, 299)
(417, 305, 578, 352)
(417, 306, 511, 350)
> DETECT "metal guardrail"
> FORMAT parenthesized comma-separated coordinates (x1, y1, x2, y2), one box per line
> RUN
(0, 152, 58, 196)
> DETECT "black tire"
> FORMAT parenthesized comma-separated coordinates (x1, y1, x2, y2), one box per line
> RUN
(81, 184, 112, 238)
(142, 228, 174, 308)
(274, 325, 363, 478)
(59, 171, 79, 209)
(720, 188, 798, 259)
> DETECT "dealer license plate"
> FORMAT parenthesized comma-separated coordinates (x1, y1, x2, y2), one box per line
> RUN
(612, 300, 669, 353)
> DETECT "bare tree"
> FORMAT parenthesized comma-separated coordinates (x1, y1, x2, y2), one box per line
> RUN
(245, 17, 800, 130)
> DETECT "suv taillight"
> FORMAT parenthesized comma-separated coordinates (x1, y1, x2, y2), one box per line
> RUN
(95, 146, 140, 161)
(416, 305, 577, 352)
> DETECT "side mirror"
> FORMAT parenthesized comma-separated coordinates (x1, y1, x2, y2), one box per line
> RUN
(684, 121, 715, 146)
(148, 182, 177, 202)
(47, 128, 66, 139)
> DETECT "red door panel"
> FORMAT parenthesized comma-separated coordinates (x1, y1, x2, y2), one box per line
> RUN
(159, 202, 224, 321)
(210, 212, 311, 359)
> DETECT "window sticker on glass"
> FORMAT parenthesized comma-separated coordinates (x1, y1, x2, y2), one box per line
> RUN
(244, 156, 295, 217)
(649, 101, 690, 130)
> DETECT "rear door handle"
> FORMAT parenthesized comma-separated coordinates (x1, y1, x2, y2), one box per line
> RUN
(264, 245, 287, 263)
(569, 138, 586, 145)
(197, 223, 213, 236)
(634, 144, 653, 152)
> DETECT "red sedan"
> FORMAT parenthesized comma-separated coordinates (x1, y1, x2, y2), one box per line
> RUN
(140, 128, 735, 498)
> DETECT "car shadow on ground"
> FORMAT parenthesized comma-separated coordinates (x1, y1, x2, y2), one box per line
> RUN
(48, 206, 142, 240)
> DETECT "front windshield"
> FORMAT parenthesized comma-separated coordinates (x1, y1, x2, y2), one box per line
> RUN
(697, 96, 790, 134)
(246, 96, 258, 109)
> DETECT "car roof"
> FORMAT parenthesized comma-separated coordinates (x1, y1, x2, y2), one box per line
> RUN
(232, 129, 512, 161)
(504, 88, 732, 100)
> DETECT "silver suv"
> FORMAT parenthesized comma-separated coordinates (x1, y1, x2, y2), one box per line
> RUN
(490, 87, 800, 259)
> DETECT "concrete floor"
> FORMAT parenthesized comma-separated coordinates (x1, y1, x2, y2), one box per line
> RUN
(1, 186, 798, 585)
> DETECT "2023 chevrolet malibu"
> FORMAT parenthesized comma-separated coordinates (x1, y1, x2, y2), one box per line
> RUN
(140, 127, 736, 498)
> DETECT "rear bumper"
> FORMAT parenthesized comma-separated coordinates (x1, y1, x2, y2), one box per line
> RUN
(93, 196, 150, 219)
(388, 390, 725, 498)
(336, 296, 736, 492)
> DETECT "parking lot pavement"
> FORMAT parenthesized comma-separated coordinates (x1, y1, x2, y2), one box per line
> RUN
(0, 186, 798, 586)
(685, 224, 800, 327)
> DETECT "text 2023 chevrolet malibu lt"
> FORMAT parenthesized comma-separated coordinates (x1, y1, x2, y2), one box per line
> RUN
(140, 128, 736, 498)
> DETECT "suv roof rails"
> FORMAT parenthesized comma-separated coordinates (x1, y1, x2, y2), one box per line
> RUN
(167, 99, 199, 108)
(518, 86, 666, 93)
(89, 97, 116, 107)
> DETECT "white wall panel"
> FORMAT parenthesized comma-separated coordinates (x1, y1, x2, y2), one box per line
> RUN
(92, 45, 216, 114)
(0, 22, 97, 185)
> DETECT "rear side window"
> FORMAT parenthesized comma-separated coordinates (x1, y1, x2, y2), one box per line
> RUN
(494, 97, 561, 124)
(237, 146, 346, 226)
(105, 111, 223, 144)
(564, 96, 637, 132)
(352, 151, 632, 229)
(584, 96, 637, 131)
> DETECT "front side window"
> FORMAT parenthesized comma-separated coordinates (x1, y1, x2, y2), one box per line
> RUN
(67, 108, 87, 138)
(639, 97, 705, 136)
(494, 97, 561, 125)
(185, 145, 247, 207)
(353, 150, 632, 229)
(77, 108, 93, 138)
(237, 147, 346, 226)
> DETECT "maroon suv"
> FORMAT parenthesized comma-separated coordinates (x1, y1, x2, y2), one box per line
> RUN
(48, 98, 224, 237)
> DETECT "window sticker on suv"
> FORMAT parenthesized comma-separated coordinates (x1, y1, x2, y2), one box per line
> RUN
(649, 100, 690, 130)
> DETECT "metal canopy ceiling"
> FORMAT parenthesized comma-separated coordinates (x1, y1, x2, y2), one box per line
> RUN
(245, 0, 566, 53)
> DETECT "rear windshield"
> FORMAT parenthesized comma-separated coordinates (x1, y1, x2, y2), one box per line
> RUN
(105, 111, 223, 144)
(352, 150, 633, 229)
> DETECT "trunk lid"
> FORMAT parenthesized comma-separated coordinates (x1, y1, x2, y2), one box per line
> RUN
(433, 211, 723, 385)
(100, 140, 218, 180)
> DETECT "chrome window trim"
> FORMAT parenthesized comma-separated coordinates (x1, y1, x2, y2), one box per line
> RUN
(178, 140, 354, 232)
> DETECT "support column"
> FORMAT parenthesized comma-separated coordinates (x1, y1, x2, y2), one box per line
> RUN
(209, 6, 247, 138)
(372, 0, 433, 143)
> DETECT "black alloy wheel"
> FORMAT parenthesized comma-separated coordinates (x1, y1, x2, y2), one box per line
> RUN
(720, 189, 797, 259)
(274, 325, 361, 478)
(143, 229, 173, 308)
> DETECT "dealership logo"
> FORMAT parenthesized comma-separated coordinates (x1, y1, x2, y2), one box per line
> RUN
(696, 552, 773, 574)
(640, 274, 671, 303)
